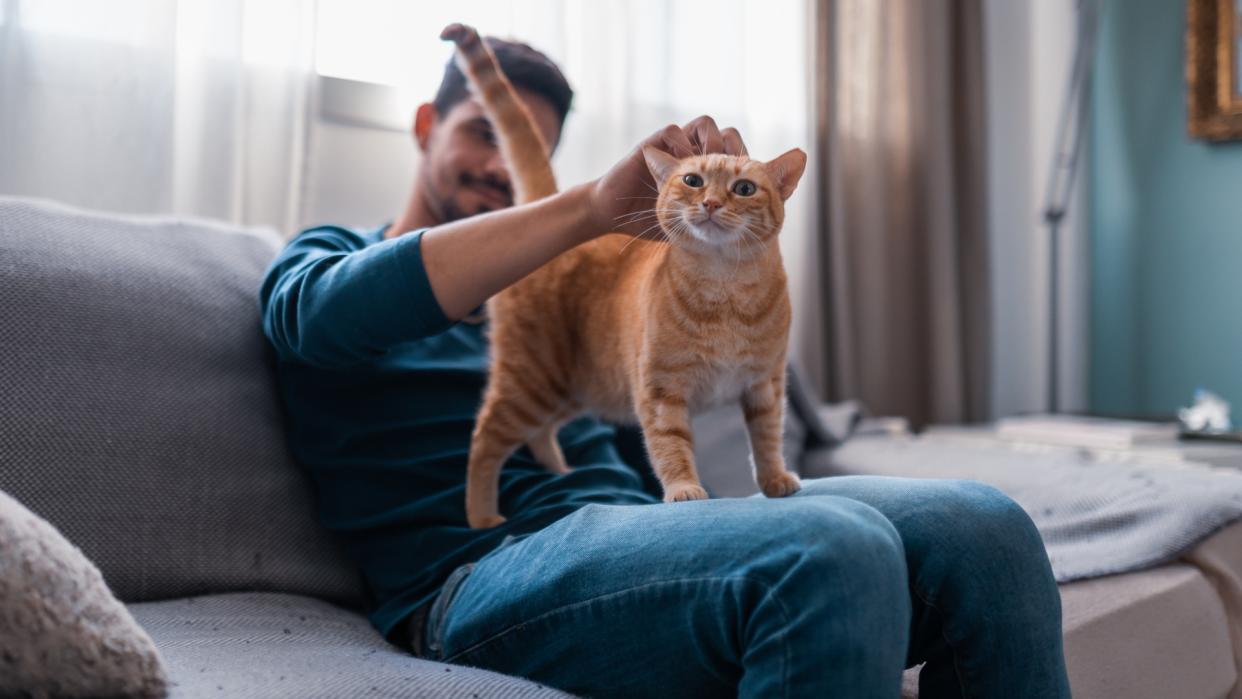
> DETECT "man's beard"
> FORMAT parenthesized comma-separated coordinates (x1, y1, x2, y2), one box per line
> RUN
(445, 171, 512, 222)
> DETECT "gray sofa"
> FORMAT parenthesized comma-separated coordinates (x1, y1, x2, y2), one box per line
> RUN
(4, 196, 1239, 699)
(0, 197, 579, 698)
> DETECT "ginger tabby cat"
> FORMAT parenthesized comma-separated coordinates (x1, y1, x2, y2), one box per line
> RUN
(441, 24, 808, 529)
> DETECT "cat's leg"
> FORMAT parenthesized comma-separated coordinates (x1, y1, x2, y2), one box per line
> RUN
(466, 384, 554, 528)
(636, 385, 708, 502)
(529, 420, 570, 475)
(742, 370, 802, 498)
(468, 357, 570, 526)
(465, 402, 523, 529)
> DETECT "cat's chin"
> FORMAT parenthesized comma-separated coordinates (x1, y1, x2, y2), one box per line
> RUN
(684, 219, 741, 246)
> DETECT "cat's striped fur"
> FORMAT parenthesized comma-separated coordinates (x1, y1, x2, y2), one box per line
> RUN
(441, 23, 807, 528)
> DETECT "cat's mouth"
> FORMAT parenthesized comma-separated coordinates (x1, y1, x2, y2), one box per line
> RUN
(683, 213, 739, 241)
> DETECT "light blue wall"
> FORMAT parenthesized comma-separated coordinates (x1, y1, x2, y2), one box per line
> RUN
(1090, 0, 1242, 416)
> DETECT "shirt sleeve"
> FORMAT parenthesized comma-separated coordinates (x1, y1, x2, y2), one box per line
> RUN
(258, 226, 454, 369)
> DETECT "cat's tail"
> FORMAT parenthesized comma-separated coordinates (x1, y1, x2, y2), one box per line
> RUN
(441, 23, 559, 204)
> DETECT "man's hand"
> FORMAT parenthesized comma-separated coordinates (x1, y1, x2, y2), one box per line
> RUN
(585, 116, 750, 240)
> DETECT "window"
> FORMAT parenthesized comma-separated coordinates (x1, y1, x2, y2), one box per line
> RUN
(312, 0, 810, 185)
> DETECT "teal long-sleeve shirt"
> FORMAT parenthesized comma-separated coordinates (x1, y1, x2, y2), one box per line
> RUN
(258, 224, 657, 640)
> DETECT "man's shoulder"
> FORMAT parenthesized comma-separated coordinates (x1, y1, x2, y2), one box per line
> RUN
(287, 224, 386, 252)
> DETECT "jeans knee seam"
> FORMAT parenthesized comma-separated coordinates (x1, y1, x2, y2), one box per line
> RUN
(910, 582, 969, 697)
(443, 573, 793, 692)
(752, 577, 795, 699)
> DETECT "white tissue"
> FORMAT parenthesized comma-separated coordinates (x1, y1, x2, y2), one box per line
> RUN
(1178, 389, 1232, 432)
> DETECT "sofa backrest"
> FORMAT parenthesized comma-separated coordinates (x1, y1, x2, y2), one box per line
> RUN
(0, 197, 365, 606)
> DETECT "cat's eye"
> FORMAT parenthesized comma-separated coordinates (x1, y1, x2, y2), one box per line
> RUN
(732, 180, 757, 197)
(682, 174, 704, 188)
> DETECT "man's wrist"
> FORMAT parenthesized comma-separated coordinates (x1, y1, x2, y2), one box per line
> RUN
(560, 182, 600, 244)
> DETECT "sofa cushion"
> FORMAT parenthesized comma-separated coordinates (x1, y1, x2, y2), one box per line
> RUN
(0, 196, 363, 605)
(129, 593, 574, 698)
(0, 489, 167, 699)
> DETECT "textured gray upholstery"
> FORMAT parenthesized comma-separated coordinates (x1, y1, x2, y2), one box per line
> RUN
(0, 197, 363, 605)
(130, 593, 574, 698)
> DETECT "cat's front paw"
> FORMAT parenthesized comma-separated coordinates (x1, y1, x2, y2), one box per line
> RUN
(664, 482, 709, 503)
(759, 471, 802, 498)
(468, 511, 507, 529)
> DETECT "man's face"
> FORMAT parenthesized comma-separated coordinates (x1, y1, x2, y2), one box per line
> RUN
(418, 88, 562, 223)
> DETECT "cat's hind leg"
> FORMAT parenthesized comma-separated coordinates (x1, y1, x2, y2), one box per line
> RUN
(529, 421, 570, 475)
(466, 391, 551, 528)
(465, 414, 522, 529)
(467, 362, 570, 527)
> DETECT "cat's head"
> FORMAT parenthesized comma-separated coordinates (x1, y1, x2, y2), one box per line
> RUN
(642, 148, 806, 250)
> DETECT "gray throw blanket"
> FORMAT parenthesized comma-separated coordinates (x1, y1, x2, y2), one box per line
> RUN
(808, 432, 1242, 582)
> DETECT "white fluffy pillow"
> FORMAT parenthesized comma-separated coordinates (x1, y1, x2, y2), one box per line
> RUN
(0, 490, 167, 698)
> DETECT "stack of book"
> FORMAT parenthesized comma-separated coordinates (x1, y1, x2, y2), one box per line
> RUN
(994, 415, 1179, 450)
(926, 415, 1242, 470)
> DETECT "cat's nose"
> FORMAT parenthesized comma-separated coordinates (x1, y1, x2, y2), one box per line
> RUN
(702, 198, 722, 212)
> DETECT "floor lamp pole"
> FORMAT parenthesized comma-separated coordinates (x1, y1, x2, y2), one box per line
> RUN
(1042, 0, 1103, 414)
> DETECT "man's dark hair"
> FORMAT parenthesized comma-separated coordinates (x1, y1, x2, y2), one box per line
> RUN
(432, 37, 574, 131)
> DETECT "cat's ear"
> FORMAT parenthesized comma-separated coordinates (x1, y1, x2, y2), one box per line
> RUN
(642, 146, 681, 186)
(764, 149, 807, 201)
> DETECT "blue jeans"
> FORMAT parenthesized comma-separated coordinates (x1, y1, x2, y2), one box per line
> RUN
(419, 476, 1071, 698)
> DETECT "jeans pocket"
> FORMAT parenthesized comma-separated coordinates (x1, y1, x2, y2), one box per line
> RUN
(426, 561, 475, 660)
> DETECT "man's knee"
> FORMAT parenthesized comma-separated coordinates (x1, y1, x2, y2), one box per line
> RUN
(942, 481, 1045, 557)
(912, 481, 1059, 611)
(775, 497, 908, 596)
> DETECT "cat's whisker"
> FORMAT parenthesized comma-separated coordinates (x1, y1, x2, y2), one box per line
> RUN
(613, 217, 668, 234)
(731, 231, 743, 281)
(634, 221, 666, 240)
(741, 228, 765, 262)
(619, 221, 668, 255)
(667, 221, 691, 248)
(613, 212, 660, 225)
(613, 207, 682, 223)
(612, 211, 667, 226)
(715, 210, 744, 228)
(736, 224, 761, 278)
(614, 208, 682, 220)
(612, 212, 686, 234)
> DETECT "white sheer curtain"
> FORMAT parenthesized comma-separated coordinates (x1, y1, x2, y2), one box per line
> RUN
(0, 0, 316, 231)
(315, 0, 809, 188)
(0, 0, 809, 239)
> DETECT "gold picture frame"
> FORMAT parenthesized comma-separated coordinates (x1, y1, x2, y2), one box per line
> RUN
(1188, 0, 1242, 140)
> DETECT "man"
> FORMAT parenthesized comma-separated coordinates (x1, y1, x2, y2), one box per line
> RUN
(259, 38, 1071, 697)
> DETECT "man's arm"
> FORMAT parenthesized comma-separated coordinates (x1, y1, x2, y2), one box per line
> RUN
(258, 183, 605, 370)
(260, 117, 746, 369)
(420, 182, 595, 321)
(259, 225, 454, 369)
(419, 120, 731, 321)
